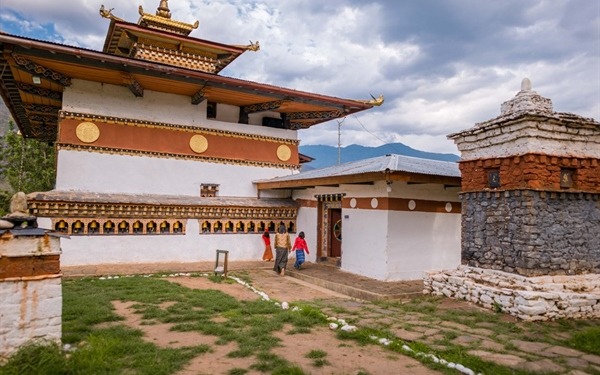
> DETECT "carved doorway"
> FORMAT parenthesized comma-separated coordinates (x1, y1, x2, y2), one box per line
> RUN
(328, 208, 342, 257)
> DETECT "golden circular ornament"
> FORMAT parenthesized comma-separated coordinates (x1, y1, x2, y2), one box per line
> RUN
(189, 134, 208, 154)
(276, 145, 291, 161)
(75, 122, 100, 143)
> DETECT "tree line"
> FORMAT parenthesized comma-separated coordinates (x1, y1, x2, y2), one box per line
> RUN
(0, 121, 56, 215)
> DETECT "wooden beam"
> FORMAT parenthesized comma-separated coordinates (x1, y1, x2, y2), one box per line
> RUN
(22, 103, 61, 114)
(15, 82, 62, 101)
(121, 73, 143, 97)
(10, 53, 72, 86)
(190, 89, 206, 105)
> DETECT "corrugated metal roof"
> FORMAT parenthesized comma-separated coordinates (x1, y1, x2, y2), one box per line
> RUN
(257, 154, 460, 183)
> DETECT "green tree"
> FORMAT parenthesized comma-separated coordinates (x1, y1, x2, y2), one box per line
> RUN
(0, 121, 56, 215)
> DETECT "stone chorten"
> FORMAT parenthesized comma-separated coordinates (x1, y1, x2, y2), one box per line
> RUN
(448, 78, 600, 276)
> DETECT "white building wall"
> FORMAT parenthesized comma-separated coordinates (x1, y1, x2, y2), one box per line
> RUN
(56, 150, 289, 197)
(295, 206, 318, 263)
(62, 80, 296, 141)
(386, 211, 461, 280)
(59, 220, 265, 266)
(340, 208, 389, 280)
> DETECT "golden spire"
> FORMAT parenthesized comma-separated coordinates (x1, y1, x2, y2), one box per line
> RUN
(156, 0, 171, 19)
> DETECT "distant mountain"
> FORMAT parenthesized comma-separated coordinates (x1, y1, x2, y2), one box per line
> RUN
(299, 143, 459, 170)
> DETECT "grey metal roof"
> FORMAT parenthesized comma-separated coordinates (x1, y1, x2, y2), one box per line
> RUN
(256, 154, 460, 183)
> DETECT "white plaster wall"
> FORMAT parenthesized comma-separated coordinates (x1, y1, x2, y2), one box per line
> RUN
(295, 206, 318, 263)
(0, 278, 62, 360)
(59, 221, 266, 266)
(62, 80, 297, 141)
(340, 208, 389, 280)
(56, 150, 292, 196)
(387, 211, 461, 280)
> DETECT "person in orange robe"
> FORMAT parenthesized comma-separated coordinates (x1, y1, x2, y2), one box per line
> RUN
(261, 229, 273, 261)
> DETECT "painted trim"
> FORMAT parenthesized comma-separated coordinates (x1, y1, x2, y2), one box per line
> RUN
(0, 255, 60, 279)
(342, 197, 461, 214)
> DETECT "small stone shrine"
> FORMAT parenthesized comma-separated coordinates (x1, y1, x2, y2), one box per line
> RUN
(424, 79, 600, 320)
(0, 192, 63, 360)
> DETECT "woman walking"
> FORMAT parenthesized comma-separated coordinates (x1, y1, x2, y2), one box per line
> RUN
(291, 231, 309, 270)
(273, 224, 291, 276)
(261, 229, 273, 261)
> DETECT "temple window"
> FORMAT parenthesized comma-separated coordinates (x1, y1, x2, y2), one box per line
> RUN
(207, 101, 217, 119)
(201, 183, 219, 197)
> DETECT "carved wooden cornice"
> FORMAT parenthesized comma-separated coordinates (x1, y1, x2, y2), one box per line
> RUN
(286, 110, 343, 121)
(23, 104, 61, 114)
(243, 100, 285, 114)
(11, 53, 72, 86)
(29, 200, 297, 220)
(16, 82, 62, 101)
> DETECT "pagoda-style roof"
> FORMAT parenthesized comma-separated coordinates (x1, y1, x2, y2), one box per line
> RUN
(99, 2, 259, 74)
(0, 31, 379, 142)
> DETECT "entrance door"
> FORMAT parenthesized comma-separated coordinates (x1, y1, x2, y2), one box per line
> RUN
(328, 209, 342, 257)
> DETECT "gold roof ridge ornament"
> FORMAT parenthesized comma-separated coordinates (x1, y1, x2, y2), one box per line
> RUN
(99, 5, 124, 21)
(236, 40, 260, 52)
(138, 1, 199, 36)
(358, 94, 385, 107)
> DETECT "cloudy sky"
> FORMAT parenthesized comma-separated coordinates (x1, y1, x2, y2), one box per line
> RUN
(1, 0, 598, 155)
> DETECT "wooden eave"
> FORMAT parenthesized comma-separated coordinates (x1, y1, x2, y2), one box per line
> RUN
(255, 171, 462, 190)
(0, 32, 374, 141)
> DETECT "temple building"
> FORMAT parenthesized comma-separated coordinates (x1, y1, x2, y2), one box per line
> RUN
(0, 1, 383, 268)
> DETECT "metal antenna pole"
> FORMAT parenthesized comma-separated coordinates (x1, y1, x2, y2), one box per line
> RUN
(337, 117, 345, 165)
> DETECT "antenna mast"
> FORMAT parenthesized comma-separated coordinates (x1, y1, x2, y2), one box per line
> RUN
(337, 117, 346, 165)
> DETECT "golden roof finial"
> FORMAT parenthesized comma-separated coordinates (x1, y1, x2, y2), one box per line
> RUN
(99, 5, 124, 21)
(156, 0, 171, 19)
(359, 94, 384, 106)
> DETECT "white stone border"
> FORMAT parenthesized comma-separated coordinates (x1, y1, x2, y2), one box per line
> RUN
(424, 266, 600, 321)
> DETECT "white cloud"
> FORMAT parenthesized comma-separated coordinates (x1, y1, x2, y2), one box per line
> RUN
(1, 0, 598, 157)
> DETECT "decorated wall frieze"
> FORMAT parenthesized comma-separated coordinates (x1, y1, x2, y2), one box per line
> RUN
(56, 143, 301, 169)
(29, 200, 297, 221)
(11, 53, 72, 86)
(243, 100, 285, 114)
(59, 111, 300, 145)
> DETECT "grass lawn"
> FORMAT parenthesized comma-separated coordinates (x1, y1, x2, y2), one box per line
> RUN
(1, 273, 599, 375)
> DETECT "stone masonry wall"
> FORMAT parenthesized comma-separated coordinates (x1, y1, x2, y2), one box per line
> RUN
(424, 266, 600, 321)
(0, 276, 62, 360)
(461, 190, 600, 276)
(459, 154, 600, 192)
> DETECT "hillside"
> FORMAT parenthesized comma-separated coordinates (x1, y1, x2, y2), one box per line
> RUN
(299, 143, 459, 170)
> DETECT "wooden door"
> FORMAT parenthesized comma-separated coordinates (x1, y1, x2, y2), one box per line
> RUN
(328, 208, 342, 257)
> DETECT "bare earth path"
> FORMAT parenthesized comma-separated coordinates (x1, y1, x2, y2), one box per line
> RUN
(109, 270, 441, 375)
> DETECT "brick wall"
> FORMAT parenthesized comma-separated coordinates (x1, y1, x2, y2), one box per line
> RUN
(459, 154, 600, 192)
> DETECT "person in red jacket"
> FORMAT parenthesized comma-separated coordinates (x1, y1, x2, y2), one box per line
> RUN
(261, 230, 273, 261)
(292, 231, 309, 270)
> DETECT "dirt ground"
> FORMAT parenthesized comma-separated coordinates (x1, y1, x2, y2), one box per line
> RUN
(110, 273, 441, 375)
